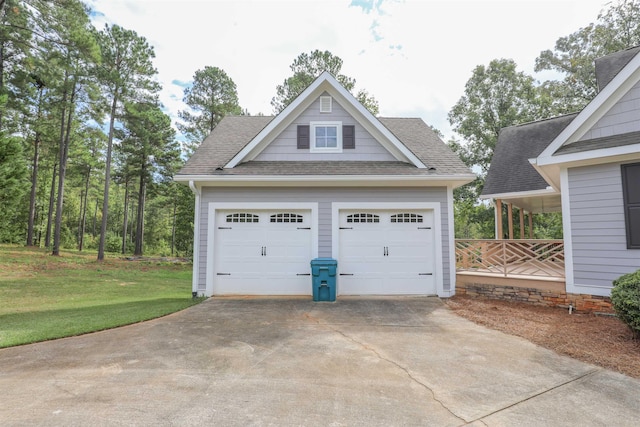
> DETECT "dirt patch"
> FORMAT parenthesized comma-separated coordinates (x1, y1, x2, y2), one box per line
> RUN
(445, 295, 640, 379)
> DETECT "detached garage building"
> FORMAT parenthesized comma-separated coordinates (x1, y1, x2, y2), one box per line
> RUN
(176, 72, 474, 298)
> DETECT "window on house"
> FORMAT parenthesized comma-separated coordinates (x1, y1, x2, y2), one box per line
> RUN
(310, 121, 342, 152)
(270, 213, 304, 223)
(226, 213, 259, 223)
(347, 213, 380, 223)
(621, 162, 640, 249)
(391, 213, 424, 223)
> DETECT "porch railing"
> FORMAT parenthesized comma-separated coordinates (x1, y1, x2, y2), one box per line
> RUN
(455, 239, 565, 279)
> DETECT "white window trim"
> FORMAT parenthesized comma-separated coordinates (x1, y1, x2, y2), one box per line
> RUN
(310, 121, 342, 153)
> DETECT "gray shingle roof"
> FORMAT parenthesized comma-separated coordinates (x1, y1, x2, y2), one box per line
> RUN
(177, 116, 471, 177)
(595, 46, 640, 90)
(482, 114, 577, 196)
(178, 115, 274, 175)
(554, 130, 640, 155)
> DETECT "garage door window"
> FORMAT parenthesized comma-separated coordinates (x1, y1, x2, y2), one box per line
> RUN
(347, 213, 380, 223)
(226, 213, 259, 223)
(391, 213, 423, 223)
(270, 213, 304, 223)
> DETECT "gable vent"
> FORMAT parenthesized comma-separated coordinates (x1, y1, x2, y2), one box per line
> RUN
(320, 96, 332, 113)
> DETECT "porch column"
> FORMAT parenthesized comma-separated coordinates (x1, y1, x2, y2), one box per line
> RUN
(529, 212, 534, 239)
(495, 198, 503, 239)
(519, 208, 525, 239)
(507, 203, 514, 240)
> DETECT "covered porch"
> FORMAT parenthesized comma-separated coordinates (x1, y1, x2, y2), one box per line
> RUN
(456, 192, 566, 292)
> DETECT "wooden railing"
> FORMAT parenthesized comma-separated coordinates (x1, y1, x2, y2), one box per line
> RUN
(455, 239, 565, 279)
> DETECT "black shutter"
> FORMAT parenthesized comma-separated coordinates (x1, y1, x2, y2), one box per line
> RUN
(343, 125, 355, 149)
(297, 125, 310, 149)
(622, 163, 640, 249)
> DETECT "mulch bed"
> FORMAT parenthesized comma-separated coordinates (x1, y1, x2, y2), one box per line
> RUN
(445, 295, 640, 379)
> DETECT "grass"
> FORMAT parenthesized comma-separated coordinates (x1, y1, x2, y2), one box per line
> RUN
(0, 245, 203, 348)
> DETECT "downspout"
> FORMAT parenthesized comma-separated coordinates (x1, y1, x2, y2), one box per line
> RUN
(189, 181, 201, 297)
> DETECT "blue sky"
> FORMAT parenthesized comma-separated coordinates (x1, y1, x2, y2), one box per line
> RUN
(87, 0, 609, 142)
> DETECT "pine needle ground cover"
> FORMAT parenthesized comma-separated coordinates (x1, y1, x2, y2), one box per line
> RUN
(0, 245, 202, 348)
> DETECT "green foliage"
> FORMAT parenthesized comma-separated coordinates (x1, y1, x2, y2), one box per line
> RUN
(611, 269, 640, 338)
(0, 245, 201, 348)
(271, 49, 379, 115)
(0, 135, 29, 243)
(535, 0, 640, 111)
(448, 58, 542, 175)
(177, 66, 241, 146)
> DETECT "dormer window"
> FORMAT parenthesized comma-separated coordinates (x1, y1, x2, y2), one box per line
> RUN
(320, 96, 332, 113)
(310, 121, 342, 153)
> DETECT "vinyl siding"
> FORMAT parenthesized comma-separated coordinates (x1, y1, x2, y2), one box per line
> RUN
(196, 186, 451, 292)
(255, 92, 396, 161)
(568, 163, 640, 290)
(580, 80, 640, 140)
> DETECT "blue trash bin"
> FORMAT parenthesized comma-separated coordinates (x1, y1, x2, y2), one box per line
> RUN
(310, 258, 337, 302)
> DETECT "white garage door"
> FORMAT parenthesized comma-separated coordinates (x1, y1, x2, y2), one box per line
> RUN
(338, 210, 436, 295)
(213, 210, 313, 295)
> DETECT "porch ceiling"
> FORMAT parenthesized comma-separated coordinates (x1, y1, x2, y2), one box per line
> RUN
(500, 194, 562, 213)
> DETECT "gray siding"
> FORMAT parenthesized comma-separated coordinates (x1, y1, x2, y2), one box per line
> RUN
(255, 93, 396, 161)
(580, 80, 640, 140)
(568, 163, 640, 289)
(197, 187, 451, 292)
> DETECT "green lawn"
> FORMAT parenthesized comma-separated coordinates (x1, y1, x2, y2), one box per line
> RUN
(0, 245, 203, 348)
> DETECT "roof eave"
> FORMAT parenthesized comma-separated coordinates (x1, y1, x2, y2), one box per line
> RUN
(479, 187, 558, 200)
(174, 173, 476, 188)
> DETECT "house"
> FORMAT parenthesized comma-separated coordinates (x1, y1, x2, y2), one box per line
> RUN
(175, 71, 475, 298)
(481, 46, 640, 298)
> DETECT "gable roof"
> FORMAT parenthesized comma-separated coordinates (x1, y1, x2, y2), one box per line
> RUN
(537, 47, 640, 166)
(224, 71, 427, 169)
(595, 46, 640, 90)
(177, 116, 473, 181)
(481, 114, 577, 197)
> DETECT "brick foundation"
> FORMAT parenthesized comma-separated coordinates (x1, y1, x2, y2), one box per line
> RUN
(456, 282, 613, 314)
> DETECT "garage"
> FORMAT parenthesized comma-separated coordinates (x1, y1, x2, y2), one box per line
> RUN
(337, 209, 437, 295)
(212, 209, 314, 295)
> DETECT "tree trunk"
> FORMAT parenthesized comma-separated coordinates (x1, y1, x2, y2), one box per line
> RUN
(45, 163, 57, 248)
(98, 93, 118, 261)
(121, 179, 129, 254)
(134, 173, 146, 256)
(171, 199, 177, 256)
(53, 74, 77, 256)
(26, 131, 41, 246)
(27, 86, 44, 246)
(92, 198, 98, 236)
(78, 167, 90, 251)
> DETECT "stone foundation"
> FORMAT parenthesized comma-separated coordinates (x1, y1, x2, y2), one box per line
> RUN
(456, 282, 613, 314)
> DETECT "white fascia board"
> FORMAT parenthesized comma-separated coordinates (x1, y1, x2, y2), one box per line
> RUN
(536, 143, 640, 167)
(538, 52, 640, 160)
(175, 174, 476, 188)
(479, 186, 559, 201)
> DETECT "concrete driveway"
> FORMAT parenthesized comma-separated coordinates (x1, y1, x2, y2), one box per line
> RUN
(1, 297, 639, 426)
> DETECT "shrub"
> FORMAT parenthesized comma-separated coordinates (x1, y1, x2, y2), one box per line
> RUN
(611, 269, 640, 338)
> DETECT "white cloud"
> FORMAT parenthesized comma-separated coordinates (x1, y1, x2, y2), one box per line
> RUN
(87, 0, 609, 141)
